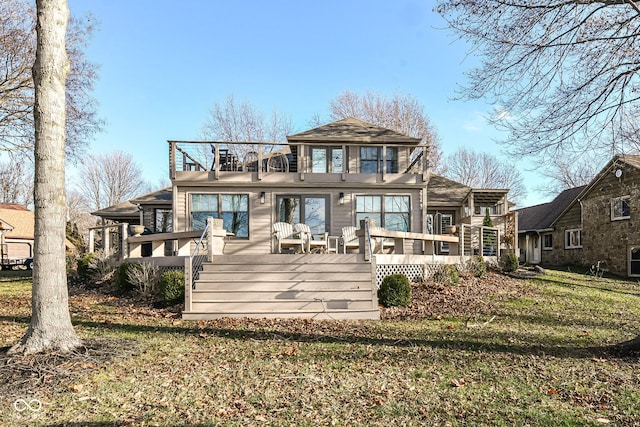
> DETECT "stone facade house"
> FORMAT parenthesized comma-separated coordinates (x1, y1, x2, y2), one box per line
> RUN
(517, 154, 640, 277)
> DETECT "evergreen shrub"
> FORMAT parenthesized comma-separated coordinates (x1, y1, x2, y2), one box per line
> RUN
(378, 274, 411, 307)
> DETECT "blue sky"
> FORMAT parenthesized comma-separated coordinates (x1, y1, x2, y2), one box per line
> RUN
(67, 0, 545, 207)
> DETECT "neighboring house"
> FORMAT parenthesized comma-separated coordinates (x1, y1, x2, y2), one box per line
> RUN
(92, 118, 516, 319)
(517, 154, 640, 277)
(0, 204, 34, 268)
(516, 186, 585, 265)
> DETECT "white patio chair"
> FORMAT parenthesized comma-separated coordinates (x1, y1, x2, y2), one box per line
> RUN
(341, 226, 359, 253)
(294, 223, 328, 253)
(272, 222, 305, 253)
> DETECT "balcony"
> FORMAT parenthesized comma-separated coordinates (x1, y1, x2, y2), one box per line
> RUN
(168, 140, 429, 186)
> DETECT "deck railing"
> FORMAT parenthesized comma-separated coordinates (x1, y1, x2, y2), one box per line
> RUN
(168, 140, 429, 179)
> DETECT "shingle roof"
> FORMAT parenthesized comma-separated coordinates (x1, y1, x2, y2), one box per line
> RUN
(516, 186, 585, 232)
(0, 204, 34, 239)
(287, 117, 422, 145)
(427, 174, 471, 206)
(129, 187, 173, 205)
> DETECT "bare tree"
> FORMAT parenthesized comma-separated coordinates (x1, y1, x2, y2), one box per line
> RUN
(535, 154, 604, 198)
(0, 0, 101, 157)
(443, 148, 527, 205)
(10, 0, 81, 355)
(436, 0, 640, 163)
(0, 155, 33, 206)
(201, 95, 294, 165)
(321, 91, 443, 171)
(76, 150, 150, 211)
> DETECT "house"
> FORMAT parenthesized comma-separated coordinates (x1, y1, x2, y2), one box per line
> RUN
(516, 186, 585, 265)
(92, 118, 516, 319)
(0, 204, 34, 269)
(516, 154, 640, 277)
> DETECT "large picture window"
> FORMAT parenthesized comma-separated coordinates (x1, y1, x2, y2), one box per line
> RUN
(276, 195, 328, 235)
(565, 229, 582, 249)
(356, 195, 409, 231)
(190, 194, 249, 238)
(611, 196, 631, 221)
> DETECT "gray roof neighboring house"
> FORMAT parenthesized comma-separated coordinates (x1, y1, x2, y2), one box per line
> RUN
(516, 186, 586, 232)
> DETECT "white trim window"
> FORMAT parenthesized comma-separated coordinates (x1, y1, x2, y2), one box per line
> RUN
(565, 229, 582, 249)
(630, 246, 640, 277)
(542, 233, 553, 250)
(611, 196, 631, 221)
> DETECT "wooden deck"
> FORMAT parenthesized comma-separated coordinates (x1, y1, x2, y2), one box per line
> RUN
(183, 253, 380, 320)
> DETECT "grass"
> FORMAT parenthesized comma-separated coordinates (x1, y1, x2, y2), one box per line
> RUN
(1, 268, 639, 426)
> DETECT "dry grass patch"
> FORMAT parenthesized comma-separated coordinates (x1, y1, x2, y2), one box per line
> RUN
(1, 269, 639, 426)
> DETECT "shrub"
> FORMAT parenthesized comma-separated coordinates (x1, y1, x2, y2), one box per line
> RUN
(88, 253, 118, 282)
(114, 262, 137, 292)
(502, 252, 519, 273)
(469, 255, 487, 278)
(433, 264, 460, 286)
(378, 274, 411, 307)
(126, 261, 161, 297)
(76, 252, 98, 278)
(159, 270, 185, 302)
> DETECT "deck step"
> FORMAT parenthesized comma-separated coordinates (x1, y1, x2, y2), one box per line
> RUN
(183, 309, 380, 320)
(184, 253, 379, 320)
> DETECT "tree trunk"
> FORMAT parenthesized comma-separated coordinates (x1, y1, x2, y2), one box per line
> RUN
(9, 0, 80, 355)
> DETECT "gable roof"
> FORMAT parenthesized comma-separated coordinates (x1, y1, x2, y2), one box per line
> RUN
(130, 187, 173, 205)
(0, 204, 34, 239)
(548, 154, 640, 228)
(427, 174, 471, 206)
(516, 186, 585, 232)
(286, 117, 422, 145)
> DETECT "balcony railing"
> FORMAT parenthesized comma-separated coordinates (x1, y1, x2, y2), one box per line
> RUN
(168, 140, 428, 179)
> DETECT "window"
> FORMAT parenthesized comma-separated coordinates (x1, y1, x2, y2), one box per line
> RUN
(311, 147, 343, 173)
(154, 208, 173, 233)
(276, 195, 328, 235)
(439, 214, 453, 253)
(355, 195, 409, 231)
(475, 205, 498, 215)
(190, 194, 249, 238)
(611, 196, 631, 220)
(359, 147, 398, 173)
(565, 229, 582, 249)
(542, 233, 553, 250)
(630, 246, 640, 277)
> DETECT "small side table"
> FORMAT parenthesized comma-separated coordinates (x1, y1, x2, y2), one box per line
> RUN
(326, 236, 339, 254)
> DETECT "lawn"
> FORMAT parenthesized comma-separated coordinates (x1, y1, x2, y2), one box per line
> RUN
(1, 268, 639, 426)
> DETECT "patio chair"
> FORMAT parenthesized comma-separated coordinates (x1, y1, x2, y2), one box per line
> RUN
(341, 226, 359, 253)
(272, 222, 305, 253)
(294, 223, 328, 253)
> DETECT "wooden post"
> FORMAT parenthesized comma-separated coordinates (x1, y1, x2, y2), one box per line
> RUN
(184, 256, 192, 313)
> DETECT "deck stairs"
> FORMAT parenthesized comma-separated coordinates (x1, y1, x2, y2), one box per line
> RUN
(182, 253, 379, 320)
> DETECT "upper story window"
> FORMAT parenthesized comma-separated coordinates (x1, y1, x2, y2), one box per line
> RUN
(475, 205, 499, 215)
(355, 195, 409, 231)
(311, 147, 343, 173)
(565, 229, 582, 249)
(191, 194, 248, 238)
(360, 147, 398, 173)
(611, 196, 631, 221)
